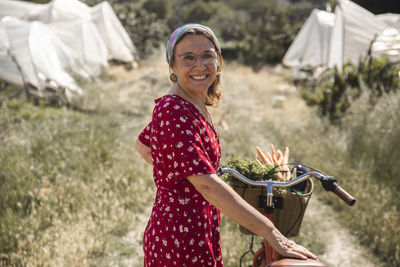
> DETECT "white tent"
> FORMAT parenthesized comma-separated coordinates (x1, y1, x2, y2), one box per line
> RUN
(328, 0, 389, 69)
(371, 28, 400, 60)
(91, 1, 138, 64)
(282, 9, 335, 68)
(282, 0, 398, 72)
(0, 17, 88, 101)
(0, 0, 138, 102)
(0, 0, 40, 20)
(377, 13, 400, 30)
(24, 0, 92, 22)
(23, 0, 137, 64)
(0, 23, 24, 86)
(48, 19, 109, 77)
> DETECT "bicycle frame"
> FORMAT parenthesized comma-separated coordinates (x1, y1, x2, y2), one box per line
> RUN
(218, 167, 356, 267)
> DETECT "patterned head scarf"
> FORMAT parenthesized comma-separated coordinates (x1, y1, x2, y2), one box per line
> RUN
(166, 23, 221, 64)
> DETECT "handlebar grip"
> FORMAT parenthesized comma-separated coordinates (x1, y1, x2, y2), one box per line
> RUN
(333, 186, 356, 206)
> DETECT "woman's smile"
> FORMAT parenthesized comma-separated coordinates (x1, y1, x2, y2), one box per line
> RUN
(191, 74, 207, 80)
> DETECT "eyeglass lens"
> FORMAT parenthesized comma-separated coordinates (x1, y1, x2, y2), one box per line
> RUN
(181, 52, 218, 66)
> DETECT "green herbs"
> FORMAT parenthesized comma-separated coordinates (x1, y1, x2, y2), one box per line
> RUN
(221, 155, 279, 188)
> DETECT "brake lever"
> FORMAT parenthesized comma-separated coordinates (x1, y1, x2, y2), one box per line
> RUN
(319, 175, 338, 191)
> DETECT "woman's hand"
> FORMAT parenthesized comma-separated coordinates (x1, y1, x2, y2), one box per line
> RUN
(268, 228, 318, 260)
(188, 173, 318, 261)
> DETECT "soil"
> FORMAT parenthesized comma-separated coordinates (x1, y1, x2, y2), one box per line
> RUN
(306, 197, 377, 267)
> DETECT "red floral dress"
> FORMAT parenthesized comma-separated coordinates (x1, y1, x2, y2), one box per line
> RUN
(138, 94, 223, 267)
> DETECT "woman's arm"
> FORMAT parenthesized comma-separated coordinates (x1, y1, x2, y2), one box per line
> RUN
(188, 173, 317, 260)
(135, 138, 153, 165)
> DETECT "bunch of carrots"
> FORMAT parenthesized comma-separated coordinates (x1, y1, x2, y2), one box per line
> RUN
(256, 144, 292, 182)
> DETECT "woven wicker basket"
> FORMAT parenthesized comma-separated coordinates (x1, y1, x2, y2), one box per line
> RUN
(233, 179, 313, 237)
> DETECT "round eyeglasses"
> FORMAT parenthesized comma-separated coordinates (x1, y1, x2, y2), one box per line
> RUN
(177, 51, 219, 66)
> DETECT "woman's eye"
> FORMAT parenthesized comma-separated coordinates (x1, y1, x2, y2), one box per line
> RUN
(183, 55, 195, 61)
(202, 53, 213, 59)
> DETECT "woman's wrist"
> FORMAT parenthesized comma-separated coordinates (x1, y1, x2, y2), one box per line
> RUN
(264, 227, 291, 252)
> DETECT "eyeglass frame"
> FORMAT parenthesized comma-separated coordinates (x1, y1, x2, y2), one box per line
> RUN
(175, 50, 220, 67)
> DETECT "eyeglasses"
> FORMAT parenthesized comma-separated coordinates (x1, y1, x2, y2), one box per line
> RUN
(177, 51, 219, 66)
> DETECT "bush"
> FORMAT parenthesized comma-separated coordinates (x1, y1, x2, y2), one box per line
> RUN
(214, 4, 305, 67)
(301, 57, 400, 124)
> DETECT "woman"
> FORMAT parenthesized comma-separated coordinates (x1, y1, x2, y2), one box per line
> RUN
(135, 23, 317, 266)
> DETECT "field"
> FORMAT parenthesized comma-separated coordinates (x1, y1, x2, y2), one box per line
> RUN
(1, 55, 399, 266)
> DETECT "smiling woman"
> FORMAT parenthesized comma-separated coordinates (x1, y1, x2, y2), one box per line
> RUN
(134, 23, 317, 267)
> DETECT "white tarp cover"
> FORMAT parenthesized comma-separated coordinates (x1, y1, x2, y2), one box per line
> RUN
(371, 28, 400, 60)
(23, 0, 137, 64)
(48, 19, 109, 77)
(25, 0, 92, 23)
(0, 0, 40, 20)
(0, 23, 24, 86)
(0, 0, 138, 102)
(91, 1, 137, 64)
(283, 0, 399, 71)
(377, 13, 400, 30)
(282, 9, 335, 68)
(0, 17, 85, 101)
(328, 0, 389, 68)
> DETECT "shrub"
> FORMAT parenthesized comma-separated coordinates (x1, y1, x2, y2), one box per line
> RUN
(217, 4, 305, 67)
(301, 57, 400, 124)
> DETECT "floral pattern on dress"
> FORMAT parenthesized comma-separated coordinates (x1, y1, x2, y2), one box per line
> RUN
(138, 94, 222, 267)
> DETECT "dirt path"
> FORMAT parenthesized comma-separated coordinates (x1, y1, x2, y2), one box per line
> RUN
(306, 197, 377, 267)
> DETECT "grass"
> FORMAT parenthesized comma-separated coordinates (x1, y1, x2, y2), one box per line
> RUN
(0, 56, 399, 266)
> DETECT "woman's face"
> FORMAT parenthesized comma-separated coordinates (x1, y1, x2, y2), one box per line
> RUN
(172, 34, 219, 96)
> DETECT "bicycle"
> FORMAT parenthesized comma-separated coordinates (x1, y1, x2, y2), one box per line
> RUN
(218, 164, 356, 267)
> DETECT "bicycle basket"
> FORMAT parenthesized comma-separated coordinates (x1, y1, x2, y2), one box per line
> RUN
(233, 179, 314, 237)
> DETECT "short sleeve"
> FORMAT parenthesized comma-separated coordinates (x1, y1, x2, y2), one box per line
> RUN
(138, 121, 151, 147)
(152, 100, 216, 182)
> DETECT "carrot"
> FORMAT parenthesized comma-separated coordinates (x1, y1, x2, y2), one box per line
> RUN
(270, 144, 276, 162)
(283, 147, 289, 166)
(276, 150, 283, 164)
(266, 152, 274, 164)
(256, 146, 270, 165)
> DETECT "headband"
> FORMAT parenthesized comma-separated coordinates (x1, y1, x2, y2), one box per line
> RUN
(166, 23, 221, 64)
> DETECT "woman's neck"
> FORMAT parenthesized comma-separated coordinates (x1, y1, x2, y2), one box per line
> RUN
(170, 83, 212, 124)
(170, 84, 205, 106)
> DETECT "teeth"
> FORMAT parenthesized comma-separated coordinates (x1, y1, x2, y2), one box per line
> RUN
(192, 75, 206, 80)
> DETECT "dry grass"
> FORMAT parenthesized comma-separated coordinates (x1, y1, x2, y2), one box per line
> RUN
(1, 55, 397, 266)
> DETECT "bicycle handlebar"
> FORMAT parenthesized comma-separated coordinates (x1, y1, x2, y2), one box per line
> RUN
(333, 186, 356, 206)
(218, 167, 356, 206)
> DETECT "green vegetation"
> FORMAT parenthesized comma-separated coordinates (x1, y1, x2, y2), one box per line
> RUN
(297, 55, 400, 267)
(301, 56, 400, 124)
(0, 77, 155, 265)
(340, 92, 400, 265)
(221, 155, 279, 188)
(1, 57, 399, 266)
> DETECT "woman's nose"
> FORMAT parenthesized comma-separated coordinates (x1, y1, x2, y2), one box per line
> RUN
(194, 57, 207, 68)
